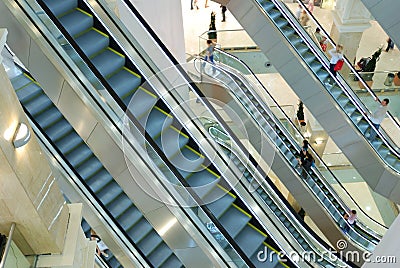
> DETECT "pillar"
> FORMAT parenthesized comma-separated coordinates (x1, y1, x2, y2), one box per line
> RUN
(0, 29, 69, 254)
(329, 0, 372, 77)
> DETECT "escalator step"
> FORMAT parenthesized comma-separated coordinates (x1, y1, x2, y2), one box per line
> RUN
(138, 107, 173, 138)
(127, 87, 157, 118)
(86, 169, 114, 193)
(154, 126, 189, 159)
(97, 181, 123, 205)
(219, 205, 251, 238)
(107, 193, 133, 219)
(42, 0, 77, 17)
(137, 229, 163, 256)
(186, 169, 219, 199)
(91, 48, 126, 77)
(36, 107, 63, 129)
(45, 119, 74, 142)
(14, 82, 42, 103)
(170, 146, 204, 174)
(76, 157, 104, 180)
(24, 94, 53, 116)
(235, 224, 266, 257)
(127, 217, 153, 243)
(11, 73, 33, 90)
(55, 131, 83, 154)
(116, 205, 143, 231)
(107, 68, 142, 102)
(75, 29, 110, 57)
(65, 143, 93, 167)
(205, 187, 236, 219)
(160, 254, 183, 268)
(59, 9, 93, 37)
(147, 243, 172, 268)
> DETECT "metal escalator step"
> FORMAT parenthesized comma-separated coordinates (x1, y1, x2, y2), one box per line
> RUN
(268, 9, 281, 21)
(11, 73, 33, 90)
(385, 154, 397, 166)
(258, 0, 274, 12)
(138, 107, 173, 138)
(65, 143, 93, 167)
(170, 146, 204, 173)
(205, 187, 236, 218)
(76, 157, 104, 180)
(15, 82, 42, 103)
(97, 181, 123, 206)
(116, 205, 142, 231)
(127, 87, 157, 119)
(250, 244, 279, 268)
(24, 94, 53, 116)
(55, 131, 83, 154)
(85, 169, 113, 193)
(137, 230, 163, 256)
(45, 119, 74, 142)
(154, 126, 189, 159)
(296, 43, 309, 55)
(147, 243, 173, 268)
(59, 9, 93, 37)
(275, 18, 289, 29)
(219, 205, 251, 238)
(186, 170, 220, 199)
(235, 224, 266, 257)
(42, 0, 77, 17)
(159, 254, 182, 268)
(127, 217, 153, 243)
(107, 193, 133, 219)
(107, 68, 142, 102)
(91, 49, 126, 78)
(281, 26, 295, 37)
(36, 107, 63, 129)
(75, 29, 110, 57)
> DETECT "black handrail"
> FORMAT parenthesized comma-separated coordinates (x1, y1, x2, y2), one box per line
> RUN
(32, 1, 254, 266)
(214, 47, 388, 232)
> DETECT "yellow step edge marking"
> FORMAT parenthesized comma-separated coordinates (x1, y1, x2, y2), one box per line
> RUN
(92, 27, 109, 38)
(154, 106, 173, 118)
(122, 67, 141, 78)
(23, 73, 34, 81)
(184, 145, 205, 158)
(107, 47, 125, 58)
(216, 184, 236, 198)
(169, 125, 189, 139)
(279, 261, 290, 268)
(232, 203, 252, 218)
(139, 87, 157, 98)
(247, 222, 268, 237)
(76, 8, 93, 17)
(201, 165, 220, 178)
(262, 241, 281, 255)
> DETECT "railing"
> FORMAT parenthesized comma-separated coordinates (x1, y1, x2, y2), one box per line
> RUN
(288, 0, 400, 153)
(0, 223, 16, 268)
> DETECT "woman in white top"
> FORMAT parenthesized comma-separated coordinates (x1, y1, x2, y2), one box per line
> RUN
(328, 44, 344, 77)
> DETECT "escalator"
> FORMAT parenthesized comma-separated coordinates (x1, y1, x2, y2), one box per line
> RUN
(194, 48, 389, 250)
(217, 0, 400, 203)
(10, 70, 182, 268)
(359, 0, 400, 48)
(81, 220, 122, 268)
(4, 1, 297, 266)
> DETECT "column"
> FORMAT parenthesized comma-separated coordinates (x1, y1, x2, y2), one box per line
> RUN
(329, 0, 372, 77)
(0, 29, 69, 255)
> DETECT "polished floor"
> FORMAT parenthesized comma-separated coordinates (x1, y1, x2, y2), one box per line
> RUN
(180, 0, 399, 235)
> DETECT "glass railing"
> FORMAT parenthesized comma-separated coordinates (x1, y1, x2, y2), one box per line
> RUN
(191, 62, 354, 267)
(11, 0, 296, 266)
(269, 0, 400, 169)
(214, 48, 388, 236)
(192, 52, 383, 251)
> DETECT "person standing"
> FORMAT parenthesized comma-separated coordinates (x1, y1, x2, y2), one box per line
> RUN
(385, 37, 394, 52)
(205, 0, 209, 8)
(315, 28, 327, 51)
(299, 10, 309, 27)
(368, 98, 389, 141)
(307, 0, 314, 13)
(328, 44, 344, 77)
(203, 39, 216, 75)
(295, 4, 303, 20)
(343, 210, 357, 233)
(221, 5, 227, 22)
